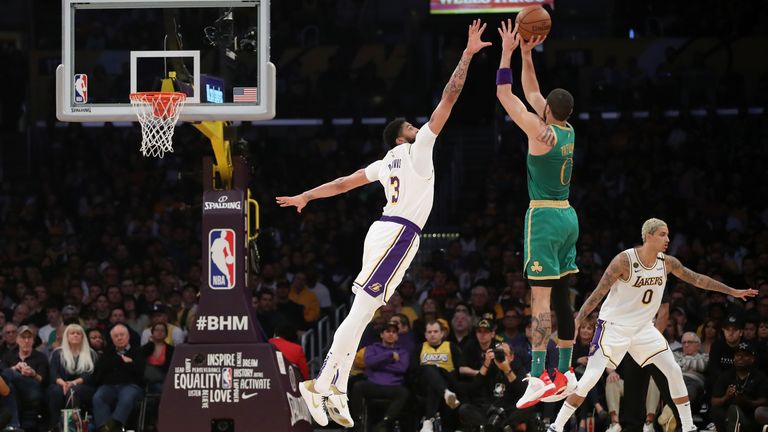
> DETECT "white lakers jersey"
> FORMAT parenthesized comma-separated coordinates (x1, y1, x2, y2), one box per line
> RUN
(365, 126, 436, 229)
(599, 248, 667, 328)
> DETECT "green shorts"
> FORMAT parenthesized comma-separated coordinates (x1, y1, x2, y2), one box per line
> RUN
(523, 201, 579, 282)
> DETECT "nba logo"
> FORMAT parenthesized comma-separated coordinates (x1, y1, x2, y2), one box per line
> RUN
(221, 367, 233, 389)
(209, 229, 236, 290)
(73, 74, 88, 104)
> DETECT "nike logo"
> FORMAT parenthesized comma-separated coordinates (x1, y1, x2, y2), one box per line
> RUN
(656, 268, 663, 271)
(241, 392, 259, 400)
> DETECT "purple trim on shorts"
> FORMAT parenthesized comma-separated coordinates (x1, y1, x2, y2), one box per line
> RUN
(589, 319, 605, 357)
(363, 227, 418, 298)
(379, 215, 422, 235)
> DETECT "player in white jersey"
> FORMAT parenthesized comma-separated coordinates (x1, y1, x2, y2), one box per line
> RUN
(548, 218, 757, 432)
(275, 20, 493, 428)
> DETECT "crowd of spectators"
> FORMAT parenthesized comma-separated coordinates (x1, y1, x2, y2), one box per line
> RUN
(0, 103, 767, 432)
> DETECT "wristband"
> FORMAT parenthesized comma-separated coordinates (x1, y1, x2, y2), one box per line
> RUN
(496, 68, 513, 85)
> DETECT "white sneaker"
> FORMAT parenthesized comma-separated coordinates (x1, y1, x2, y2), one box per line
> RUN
(299, 380, 329, 426)
(326, 386, 354, 428)
(606, 423, 623, 432)
(420, 417, 434, 432)
(642, 422, 654, 432)
(443, 389, 460, 409)
(516, 372, 556, 409)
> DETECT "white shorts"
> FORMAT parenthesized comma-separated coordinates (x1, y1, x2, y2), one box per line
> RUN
(352, 217, 421, 305)
(590, 319, 669, 368)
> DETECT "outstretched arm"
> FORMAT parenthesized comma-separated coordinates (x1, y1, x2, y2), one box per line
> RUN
(665, 256, 758, 300)
(574, 253, 629, 328)
(275, 169, 372, 213)
(428, 19, 492, 136)
(495, 21, 553, 150)
(520, 35, 547, 117)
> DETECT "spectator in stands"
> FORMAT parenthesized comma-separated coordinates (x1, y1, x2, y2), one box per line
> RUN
(255, 289, 284, 339)
(92, 295, 111, 329)
(500, 307, 525, 347)
(1, 325, 49, 429)
(306, 269, 332, 314)
(141, 322, 174, 393)
(672, 332, 708, 410)
(39, 303, 62, 347)
(122, 297, 148, 335)
(274, 279, 307, 330)
(61, 305, 81, 326)
(387, 291, 418, 327)
(412, 298, 442, 343)
(269, 324, 309, 380)
(468, 285, 502, 321)
(176, 285, 198, 333)
(22, 291, 45, 328)
(351, 320, 409, 432)
(109, 307, 141, 348)
(699, 318, 721, 354)
(459, 315, 502, 380)
(93, 323, 145, 432)
(414, 320, 462, 432)
(88, 329, 106, 356)
(448, 310, 473, 352)
(48, 324, 98, 431)
(0, 324, 17, 358)
(288, 271, 321, 324)
(140, 304, 184, 346)
(458, 341, 535, 432)
(390, 313, 415, 353)
(710, 342, 768, 432)
(707, 315, 744, 383)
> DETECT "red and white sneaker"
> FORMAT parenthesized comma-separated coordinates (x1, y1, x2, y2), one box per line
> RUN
(516, 371, 556, 409)
(541, 368, 578, 403)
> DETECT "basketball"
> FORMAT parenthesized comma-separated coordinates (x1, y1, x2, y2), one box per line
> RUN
(225, 256, 235, 264)
(516, 5, 551, 41)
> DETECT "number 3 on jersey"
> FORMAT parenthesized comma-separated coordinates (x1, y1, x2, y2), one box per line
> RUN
(389, 176, 400, 204)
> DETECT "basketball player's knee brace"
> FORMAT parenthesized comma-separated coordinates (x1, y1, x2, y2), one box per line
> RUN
(552, 279, 574, 339)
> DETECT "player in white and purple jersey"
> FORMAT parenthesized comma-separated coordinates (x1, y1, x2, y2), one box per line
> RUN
(276, 20, 493, 429)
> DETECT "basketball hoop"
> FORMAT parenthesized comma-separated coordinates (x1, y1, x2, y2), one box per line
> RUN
(129, 92, 187, 158)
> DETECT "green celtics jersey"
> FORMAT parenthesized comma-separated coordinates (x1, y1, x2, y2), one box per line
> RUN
(527, 123, 575, 201)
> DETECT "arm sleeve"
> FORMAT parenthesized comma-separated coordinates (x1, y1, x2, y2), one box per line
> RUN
(364, 160, 383, 182)
(411, 124, 438, 178)
(50, 350, 62, 382)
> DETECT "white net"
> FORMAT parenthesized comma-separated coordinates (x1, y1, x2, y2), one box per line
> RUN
(129, 92, 187, 158)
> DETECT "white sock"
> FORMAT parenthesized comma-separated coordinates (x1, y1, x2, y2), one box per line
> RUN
(553, 402, 578, 432)
(676, 401, 694, 431)
(314, 293, 379, 393)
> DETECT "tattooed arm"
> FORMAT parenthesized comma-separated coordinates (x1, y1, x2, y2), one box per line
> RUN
(275, 169, 371, 213)
(666, 256, 758, 300)
(428, 19, 491, 136)
(495, 20, 554, 152)
(574, 253, 629, 327)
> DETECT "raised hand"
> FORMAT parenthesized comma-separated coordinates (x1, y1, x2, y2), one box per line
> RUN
(466, 19, 493, 55)
(276, 194, 308, 213)
(521, 34, 546, 54)
(497, 19, 520, 53)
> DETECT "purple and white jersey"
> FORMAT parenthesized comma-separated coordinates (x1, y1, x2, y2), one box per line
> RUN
(599, 249, 668, 328)
(364, 125, 437, 230)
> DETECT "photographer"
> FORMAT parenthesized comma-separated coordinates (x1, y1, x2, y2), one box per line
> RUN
(710, 342, 768, 432)
(458, 323, 535, 431)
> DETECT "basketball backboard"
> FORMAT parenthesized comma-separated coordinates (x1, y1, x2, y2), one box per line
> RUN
(56, 0, 275, 122)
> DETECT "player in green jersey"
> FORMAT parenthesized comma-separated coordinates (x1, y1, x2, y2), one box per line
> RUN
(495, 20, 578, 408)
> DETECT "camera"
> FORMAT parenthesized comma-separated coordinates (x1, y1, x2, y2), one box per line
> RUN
(493, 345, 506, 362)
(487, 405, 506, 428)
